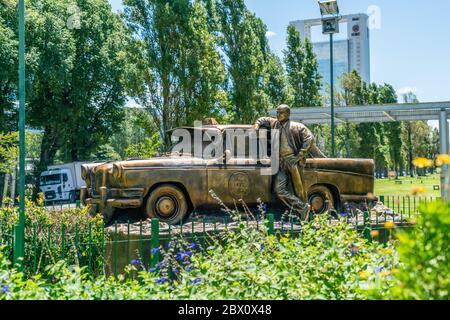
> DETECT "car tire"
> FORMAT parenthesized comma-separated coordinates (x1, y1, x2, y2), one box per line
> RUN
(308, 185, 335, 215)
(146, 185, 188, 225)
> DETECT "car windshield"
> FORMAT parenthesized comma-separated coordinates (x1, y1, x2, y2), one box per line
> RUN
(40, 174, 61, 186)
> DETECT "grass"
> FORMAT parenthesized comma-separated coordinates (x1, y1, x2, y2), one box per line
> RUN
(375, 173, 441, 198)
(374, 173, 441, 214)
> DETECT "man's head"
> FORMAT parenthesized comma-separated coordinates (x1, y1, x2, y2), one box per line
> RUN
(276, 104, 291, 124)
(202, 118, 219, 126)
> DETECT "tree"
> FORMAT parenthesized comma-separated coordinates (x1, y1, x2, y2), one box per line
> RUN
(0, 0, 18, 133)
(124, 0, 228, 147)
(264, 52, 293, 107)
(284, 25, 322, 108)
(379, 84, 403, 177)
(109, 107, 162, 160)
(1, 0, 131, 195)
(216, 0, 269, 123)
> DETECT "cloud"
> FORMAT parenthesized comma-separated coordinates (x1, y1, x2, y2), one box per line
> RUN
(265, 31, 277, 38)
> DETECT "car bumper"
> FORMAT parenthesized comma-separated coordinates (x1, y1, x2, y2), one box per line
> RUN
(81, 186, 145, 209)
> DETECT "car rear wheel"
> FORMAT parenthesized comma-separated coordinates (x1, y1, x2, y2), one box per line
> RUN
(146, 185, 188, 225)
(308, 185, 335, 215)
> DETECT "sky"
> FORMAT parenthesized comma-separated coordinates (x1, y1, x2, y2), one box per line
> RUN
(109, 0, 450, 104)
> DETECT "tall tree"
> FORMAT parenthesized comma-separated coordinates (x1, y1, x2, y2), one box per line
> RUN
(284, 25, 322, 108)
(124, 0, 228, 146)
(264, 52, 293, 107)
(216, 0, 269, 123)
(0, 0, 18, 133)
(379, 84, 403, 177)
(1, 0, 132, 194)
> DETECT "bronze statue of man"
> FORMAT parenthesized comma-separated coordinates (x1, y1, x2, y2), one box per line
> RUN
(255, 104, 326, 219)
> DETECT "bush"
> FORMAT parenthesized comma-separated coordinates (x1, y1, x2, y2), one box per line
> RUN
(387, 201, 450, 299)
(0, 214, 398, 300)
(0, 197, 106, 277)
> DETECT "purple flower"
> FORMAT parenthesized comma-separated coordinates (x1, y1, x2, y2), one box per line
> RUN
(191, 278, 201, 284)
(1, 286, 10, 294)
(149, 267, 157, 273)
(190, 242, 198, 250)
(185, 261, 191, 266)
(260, 244, 265, 251)
(341, 213, 348, 217)
(130, 259, 139, 266)
(151, 247, 160, 254)
(186, 266, 193, 272)
(378, 266, 385, 273)
(155, 278, 166, 284)
(172, 269, 180, 274)
(158, 260, 167, 267)
(176, 252, 191, 261)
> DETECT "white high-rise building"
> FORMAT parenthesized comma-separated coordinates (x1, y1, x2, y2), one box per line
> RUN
(290, 14, 370, 91)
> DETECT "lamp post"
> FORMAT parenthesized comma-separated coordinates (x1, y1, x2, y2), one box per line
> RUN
(318, 0, 340, 158)
(13, 0, 26, 271)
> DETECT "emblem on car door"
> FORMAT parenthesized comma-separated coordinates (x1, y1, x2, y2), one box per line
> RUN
(228, 172, 250, 198)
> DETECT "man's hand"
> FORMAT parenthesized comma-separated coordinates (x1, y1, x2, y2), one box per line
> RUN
(284, 155, 299, 171)
(296, 151, 307, 167)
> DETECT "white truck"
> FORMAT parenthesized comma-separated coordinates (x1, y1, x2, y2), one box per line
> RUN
(39, 162, 90, 203)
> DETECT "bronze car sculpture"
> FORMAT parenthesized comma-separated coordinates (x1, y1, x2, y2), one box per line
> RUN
(80, 125, 376, 224)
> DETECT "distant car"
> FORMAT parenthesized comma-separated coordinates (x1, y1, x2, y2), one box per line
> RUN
(81, 125, 376, 224)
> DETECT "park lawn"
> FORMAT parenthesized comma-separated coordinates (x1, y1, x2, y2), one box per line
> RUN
(374, 173, 441, 198)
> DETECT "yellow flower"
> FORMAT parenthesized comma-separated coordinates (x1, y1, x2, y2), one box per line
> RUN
(411, 186, 426, 196)
(359, 271, 371, 279)
(436, 154, 450, 166)
(370, 230, 379, 238)
(412, 157, 433, 168)
(380, 270, 390, 278)
(384, 221, 395, 229)
(391, 268, 400, 274)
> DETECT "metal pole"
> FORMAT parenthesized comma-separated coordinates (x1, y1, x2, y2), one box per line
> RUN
(13, 0, 26, 271)
(439, 109, 448, 200)
(330, 33, 335, 158)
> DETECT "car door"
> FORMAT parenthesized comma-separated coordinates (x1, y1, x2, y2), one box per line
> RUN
(206, 130, 272, 207)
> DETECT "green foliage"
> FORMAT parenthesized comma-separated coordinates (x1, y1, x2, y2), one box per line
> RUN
(264, 53, 293, 107)
(0, 214, 397, 300)
(0, 0, 18, 133)
(217, 0, 270, 123)
(0, 132, 18, 174)
(1, 0, 130, 195)
(0, 198, 106, 277)
(124, 0, 229, 146)
(389, 201, 450, 299)
(124, 132, 162, 159)
(284, 25, 322, 108)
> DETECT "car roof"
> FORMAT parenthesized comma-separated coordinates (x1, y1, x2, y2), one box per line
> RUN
(166, 125, 254, 134)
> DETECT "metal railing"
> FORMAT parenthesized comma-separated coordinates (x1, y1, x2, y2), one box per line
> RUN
(0, 194, 431, 277)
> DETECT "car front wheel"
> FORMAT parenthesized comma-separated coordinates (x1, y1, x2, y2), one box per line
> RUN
(145, 185, 188, 225)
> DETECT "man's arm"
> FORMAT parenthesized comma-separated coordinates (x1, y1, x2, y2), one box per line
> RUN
(293, 125, 315, 167)
(254, 117, 276, 130)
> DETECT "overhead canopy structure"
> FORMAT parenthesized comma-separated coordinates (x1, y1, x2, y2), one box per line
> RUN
(269, 101, 450, 199)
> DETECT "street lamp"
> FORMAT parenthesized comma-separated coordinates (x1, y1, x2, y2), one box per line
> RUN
(318, 0, 340, 158)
